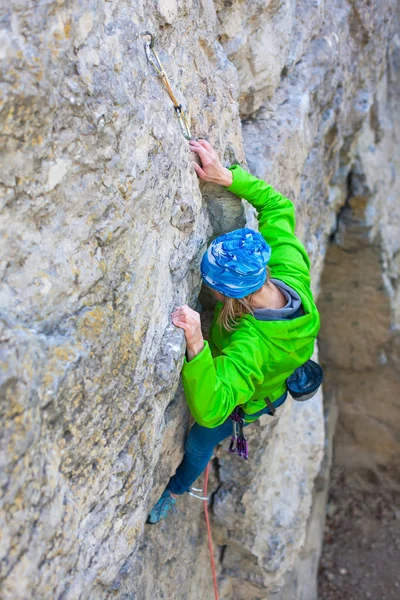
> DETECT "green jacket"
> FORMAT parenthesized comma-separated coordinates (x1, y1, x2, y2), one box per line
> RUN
(182, 165, 320, 427)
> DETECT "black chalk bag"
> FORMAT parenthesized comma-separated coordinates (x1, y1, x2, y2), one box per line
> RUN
(286, 359, 324, 402)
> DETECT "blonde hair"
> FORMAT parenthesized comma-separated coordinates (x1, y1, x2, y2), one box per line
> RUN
(218, 267, 271, 332)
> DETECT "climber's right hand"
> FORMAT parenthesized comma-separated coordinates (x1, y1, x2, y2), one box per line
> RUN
(172, 304, 204, 361)
(189, 139, 233, 187)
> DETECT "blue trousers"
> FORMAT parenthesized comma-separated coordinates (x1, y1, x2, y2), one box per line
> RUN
(167, 392, 287, 495)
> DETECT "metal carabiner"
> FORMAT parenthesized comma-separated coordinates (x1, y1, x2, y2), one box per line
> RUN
(229, 419, 238, 453)
(175, 105, 192, 141)
(142, 32, 165, 77)
(141, 31, 155, 49)
(141, 32, 192, 141)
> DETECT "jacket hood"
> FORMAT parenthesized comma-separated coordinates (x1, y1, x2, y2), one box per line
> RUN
(213, 281, 320, 354)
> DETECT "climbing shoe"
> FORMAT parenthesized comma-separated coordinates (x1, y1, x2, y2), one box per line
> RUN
(146, 489, 177, 524)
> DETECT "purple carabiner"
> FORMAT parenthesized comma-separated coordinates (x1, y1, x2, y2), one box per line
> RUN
(237, 439, 242, 457)
(243, 438, 249, 460)
(228, 407, 250, 460)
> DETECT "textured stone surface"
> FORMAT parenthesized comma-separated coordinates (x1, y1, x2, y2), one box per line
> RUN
(318, 62, 400, 485)
(0, 2, 244, 597)
(1, 1, 399, 599)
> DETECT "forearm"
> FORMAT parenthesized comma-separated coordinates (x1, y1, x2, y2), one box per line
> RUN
(226, 164, 296, 238)
(226, 165, 290, 211)
(216, 167, 233, 187)
(186, 335, 205, 361)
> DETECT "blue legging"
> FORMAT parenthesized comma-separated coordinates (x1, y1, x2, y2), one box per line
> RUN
(167, 392, 287, 495)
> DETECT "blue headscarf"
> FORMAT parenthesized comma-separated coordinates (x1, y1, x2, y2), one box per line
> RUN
(200, 228, 271, 298)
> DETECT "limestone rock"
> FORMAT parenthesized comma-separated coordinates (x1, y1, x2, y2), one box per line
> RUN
(1, 1, 399, 599)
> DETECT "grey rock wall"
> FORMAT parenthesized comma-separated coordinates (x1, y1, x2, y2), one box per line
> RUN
(1, 1, 399, 599)
(318, 63, 400, 486)
(0, 2, 245, 597)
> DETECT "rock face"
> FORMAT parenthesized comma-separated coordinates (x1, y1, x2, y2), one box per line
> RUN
(0, 1, 399, 600)
(318, 67, 400, 488)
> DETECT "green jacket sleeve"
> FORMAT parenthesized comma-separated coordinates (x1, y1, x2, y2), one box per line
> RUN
(226, 165, 311, 281)
(182, 338, 265, 428)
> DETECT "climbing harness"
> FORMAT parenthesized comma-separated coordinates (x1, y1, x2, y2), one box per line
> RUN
(142, 32, 192, 140)
(226, 359, 324, 461)
(228, 407, 248, 460)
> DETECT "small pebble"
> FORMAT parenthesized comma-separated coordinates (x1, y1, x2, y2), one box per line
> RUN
(339, 568, 347, 575)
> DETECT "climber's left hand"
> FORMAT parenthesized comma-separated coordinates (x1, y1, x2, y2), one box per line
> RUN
(189, 139, 233, 187)
(172, 305, 204, 360)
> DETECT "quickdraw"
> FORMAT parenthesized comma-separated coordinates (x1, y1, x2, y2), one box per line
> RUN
(142, 32, 192, 140)
(228, 407, 249, 460)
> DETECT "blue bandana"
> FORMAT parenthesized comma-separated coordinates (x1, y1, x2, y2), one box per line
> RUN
(200, 228, 271, 298)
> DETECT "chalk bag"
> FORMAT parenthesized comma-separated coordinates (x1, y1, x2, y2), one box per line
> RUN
(286, 359, 324, 402)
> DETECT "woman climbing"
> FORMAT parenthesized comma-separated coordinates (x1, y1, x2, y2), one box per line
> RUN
(147, 139, 321, 524)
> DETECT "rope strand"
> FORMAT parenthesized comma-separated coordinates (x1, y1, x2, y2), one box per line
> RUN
(204, 462, 219, 600)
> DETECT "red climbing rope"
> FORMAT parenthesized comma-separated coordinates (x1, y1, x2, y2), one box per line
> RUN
(203, 462, 219, 600)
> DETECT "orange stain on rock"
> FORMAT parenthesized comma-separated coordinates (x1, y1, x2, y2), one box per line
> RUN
(64, 19, 72, 38)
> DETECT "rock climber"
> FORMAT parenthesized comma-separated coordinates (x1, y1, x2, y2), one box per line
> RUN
(147, 139, 321, 524)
